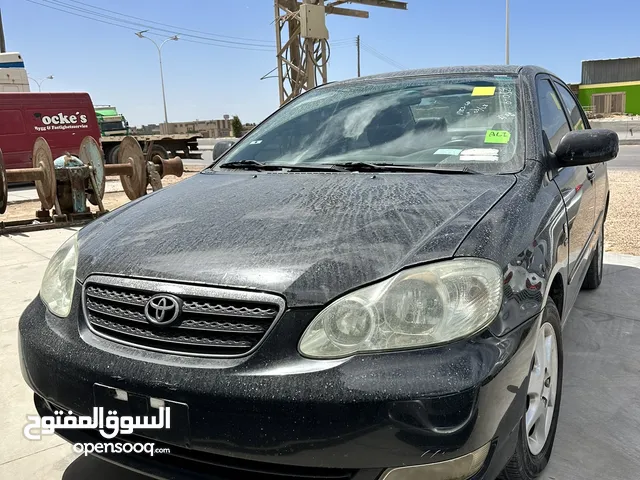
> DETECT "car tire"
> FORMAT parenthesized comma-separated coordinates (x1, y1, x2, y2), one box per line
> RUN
(499, 298, 563, 480)
(582, 224, 604, 290)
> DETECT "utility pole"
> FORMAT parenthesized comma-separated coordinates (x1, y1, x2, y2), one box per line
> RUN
(0, 9, 6, 53)
(505, 0, 510, 65)
(136, 31, 179, 134)
(356, 35, 361, 77)
(274, 0, 407, 106)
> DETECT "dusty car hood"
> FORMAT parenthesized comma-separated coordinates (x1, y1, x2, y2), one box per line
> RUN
(77, 171, 515, 307)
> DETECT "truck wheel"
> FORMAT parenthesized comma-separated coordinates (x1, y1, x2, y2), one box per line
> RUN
(107, 145, 120, 165)
(582, 224, 604, 290)
(149, 144, 168, 160)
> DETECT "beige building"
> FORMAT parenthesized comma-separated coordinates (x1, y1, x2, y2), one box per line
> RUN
(163, 118, 233, 138)
(135, 118, 256, 137)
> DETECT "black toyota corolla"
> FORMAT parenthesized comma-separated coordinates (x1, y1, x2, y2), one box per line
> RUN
(19, 65, 617, 480)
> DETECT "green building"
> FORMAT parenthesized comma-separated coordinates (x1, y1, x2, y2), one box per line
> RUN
(577, 57, 640, 115)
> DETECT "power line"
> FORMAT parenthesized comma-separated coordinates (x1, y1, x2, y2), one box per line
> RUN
(39, 0, 274, 49)
(26, 0, 273, 51)
(360, 42, 406, 70)
(361, 43, 404, 68)
(25, 0, 142, 32)
(62, 0, 275, 45)
(331, 37, 357, 45)
(29, 0, 359, 54)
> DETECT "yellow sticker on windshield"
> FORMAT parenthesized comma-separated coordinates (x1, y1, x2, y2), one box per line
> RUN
(472, 86, 496, 96)
(485, 130, 511, 144)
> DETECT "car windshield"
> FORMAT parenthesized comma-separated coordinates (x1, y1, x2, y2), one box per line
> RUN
(214, 74, 523, 174)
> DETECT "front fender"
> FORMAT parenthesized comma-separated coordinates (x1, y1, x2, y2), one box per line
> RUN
(455, 161, 568, 336)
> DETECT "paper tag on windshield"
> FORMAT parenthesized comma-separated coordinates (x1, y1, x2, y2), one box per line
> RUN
(460, 148, 500, 162)
(434, 148, 463, 156)
(472, 86, 496, 96)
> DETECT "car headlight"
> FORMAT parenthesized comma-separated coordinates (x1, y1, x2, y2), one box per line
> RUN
(299, 259, 502, 359)
(39, 232, 79, 318)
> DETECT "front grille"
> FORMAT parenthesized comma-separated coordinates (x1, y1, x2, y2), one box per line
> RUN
(82, 275, 284, 357)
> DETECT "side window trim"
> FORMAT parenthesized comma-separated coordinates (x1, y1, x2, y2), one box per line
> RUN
(547, 80, 573, 128)
(534, 73, 552, 154)
(533, 73, 550, 158)
(551, 79, 588, 131)
(535, 75, 571, 154)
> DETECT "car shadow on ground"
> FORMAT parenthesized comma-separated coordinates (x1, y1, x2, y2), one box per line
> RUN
(62, 455, 149, 480)
(61, 262, 640, 480)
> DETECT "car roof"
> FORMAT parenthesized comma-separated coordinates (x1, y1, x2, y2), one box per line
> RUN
(326, 65, 557, 87)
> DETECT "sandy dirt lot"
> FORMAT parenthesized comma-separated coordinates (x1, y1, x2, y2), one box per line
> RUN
(3, 169, 639, 255)
(604, 170, 640, 255)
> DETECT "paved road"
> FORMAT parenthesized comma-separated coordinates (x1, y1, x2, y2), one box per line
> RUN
(609, 145, 640, 171)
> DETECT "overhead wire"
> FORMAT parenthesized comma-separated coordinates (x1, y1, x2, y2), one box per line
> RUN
(41, 0, 273, 48)
(25, 0, 274, 51)
(62, 0, 274, 44)
(361, 44, 404, 68)
(29, 0, 360, 55)
(360, 42, 406, 70)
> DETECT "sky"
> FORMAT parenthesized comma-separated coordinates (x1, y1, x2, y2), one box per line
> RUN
(3, 0, 640, 127)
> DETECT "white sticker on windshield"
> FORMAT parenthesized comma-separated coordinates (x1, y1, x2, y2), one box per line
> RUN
(460, 148, 500, 162)
(249, 140, 263, 145)
(434, 148, 463, 156)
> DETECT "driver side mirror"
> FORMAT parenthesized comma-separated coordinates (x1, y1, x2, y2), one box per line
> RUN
(555, 129, 618, 166)
(213, 140, 236, 160)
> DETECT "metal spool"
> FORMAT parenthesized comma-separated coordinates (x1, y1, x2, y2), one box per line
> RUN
(117, 137, 146, 200)
(0, 150, 7, 214)
(152, 155, 184, 179)
(79, 136, 106, 205)
(32, 137, 57, 210)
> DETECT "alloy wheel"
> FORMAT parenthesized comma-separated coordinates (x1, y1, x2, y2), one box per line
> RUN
(526, 322, 559, 456)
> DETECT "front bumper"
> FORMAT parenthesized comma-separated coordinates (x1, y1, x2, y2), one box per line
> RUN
(19, 290, 538, 479)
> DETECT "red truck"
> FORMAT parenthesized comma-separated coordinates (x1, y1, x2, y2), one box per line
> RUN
(0, 92, 102, 169)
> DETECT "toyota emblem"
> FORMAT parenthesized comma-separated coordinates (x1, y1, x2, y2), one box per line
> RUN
(144, 294, 182, 326)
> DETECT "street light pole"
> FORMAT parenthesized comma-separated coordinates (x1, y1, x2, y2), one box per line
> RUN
(136, 31, 179, 133)
(28, 75, 54, 92)
(505, 0, 510, 65)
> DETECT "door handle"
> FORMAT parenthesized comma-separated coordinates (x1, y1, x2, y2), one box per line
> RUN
(586, 168, 596, 182)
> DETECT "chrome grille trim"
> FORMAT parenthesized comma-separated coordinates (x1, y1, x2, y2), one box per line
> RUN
(81, 275, 286, 358)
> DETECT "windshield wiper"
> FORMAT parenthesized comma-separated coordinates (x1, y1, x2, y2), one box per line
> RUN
(331, 162, 483, 174)
(218, 160, 483, 174)
(219, 160, 282, 171)
(218, 160, 345, 172)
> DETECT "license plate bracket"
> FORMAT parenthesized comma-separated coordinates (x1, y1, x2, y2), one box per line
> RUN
(93, 383, 191, 447)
